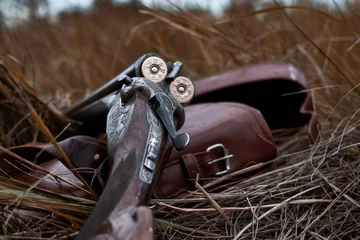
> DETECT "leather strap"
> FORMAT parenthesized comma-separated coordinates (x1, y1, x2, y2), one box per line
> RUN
(0, 136, 235, 199)
(181, 149, 226, 180)
(154, 147, 233, 199)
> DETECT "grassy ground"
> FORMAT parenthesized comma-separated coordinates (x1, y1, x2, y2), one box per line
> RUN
(0, 0, 360, 239)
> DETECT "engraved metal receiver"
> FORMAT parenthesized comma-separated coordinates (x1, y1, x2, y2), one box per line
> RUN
(114, 54, 194, 151)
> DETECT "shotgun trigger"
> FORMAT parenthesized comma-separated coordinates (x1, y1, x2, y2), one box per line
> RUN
(150, 93, 189, 151)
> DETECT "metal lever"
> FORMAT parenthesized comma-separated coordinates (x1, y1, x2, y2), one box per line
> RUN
(150, 93, 189, 151)
(167, 61, 183, 80)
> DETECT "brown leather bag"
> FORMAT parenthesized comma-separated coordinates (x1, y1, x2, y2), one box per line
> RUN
(154, 62, 317, 198)
(0, 62, 317, 199)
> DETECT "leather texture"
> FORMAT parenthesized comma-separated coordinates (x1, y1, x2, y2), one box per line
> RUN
(191, 62, 318, 141)
(0, 62, 318, 200)
(0, 136, 107, 197)
(154, 102, 276, 198)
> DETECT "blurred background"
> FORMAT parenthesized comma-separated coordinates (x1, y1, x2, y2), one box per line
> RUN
(0, 0, 359, 114)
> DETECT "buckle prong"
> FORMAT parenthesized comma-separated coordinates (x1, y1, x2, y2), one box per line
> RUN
(206, 144, 232, 176)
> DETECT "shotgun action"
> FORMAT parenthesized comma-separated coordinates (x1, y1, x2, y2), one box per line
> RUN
(65, 53, 194, 239)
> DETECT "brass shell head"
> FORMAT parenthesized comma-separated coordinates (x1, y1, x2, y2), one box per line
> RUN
(141, 56, 168, 83)
(170, 76, 195, 104)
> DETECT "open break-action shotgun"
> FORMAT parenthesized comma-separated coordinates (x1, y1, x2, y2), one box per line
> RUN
(64, 53, 195, 239)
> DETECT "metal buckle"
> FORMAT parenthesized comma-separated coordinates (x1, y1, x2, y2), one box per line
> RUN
(206, 144, 233, 176)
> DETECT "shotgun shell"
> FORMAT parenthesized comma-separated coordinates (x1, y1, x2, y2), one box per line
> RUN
(170, 76, 195, 103)
(141, 56, 168, 83)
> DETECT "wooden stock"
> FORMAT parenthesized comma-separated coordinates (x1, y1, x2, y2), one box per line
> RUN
(76, 92, 172, 240)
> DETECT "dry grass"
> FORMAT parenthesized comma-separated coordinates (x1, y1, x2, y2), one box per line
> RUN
(0, 0, 360, 239)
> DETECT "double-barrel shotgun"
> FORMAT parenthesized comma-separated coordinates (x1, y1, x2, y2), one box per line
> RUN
(64, 53, 195, 239)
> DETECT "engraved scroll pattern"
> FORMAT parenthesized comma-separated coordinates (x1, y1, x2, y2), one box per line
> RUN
(106, 93, 133, 153)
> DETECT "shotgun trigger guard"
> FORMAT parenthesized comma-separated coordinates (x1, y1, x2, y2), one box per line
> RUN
(149, 93, 189, 151)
